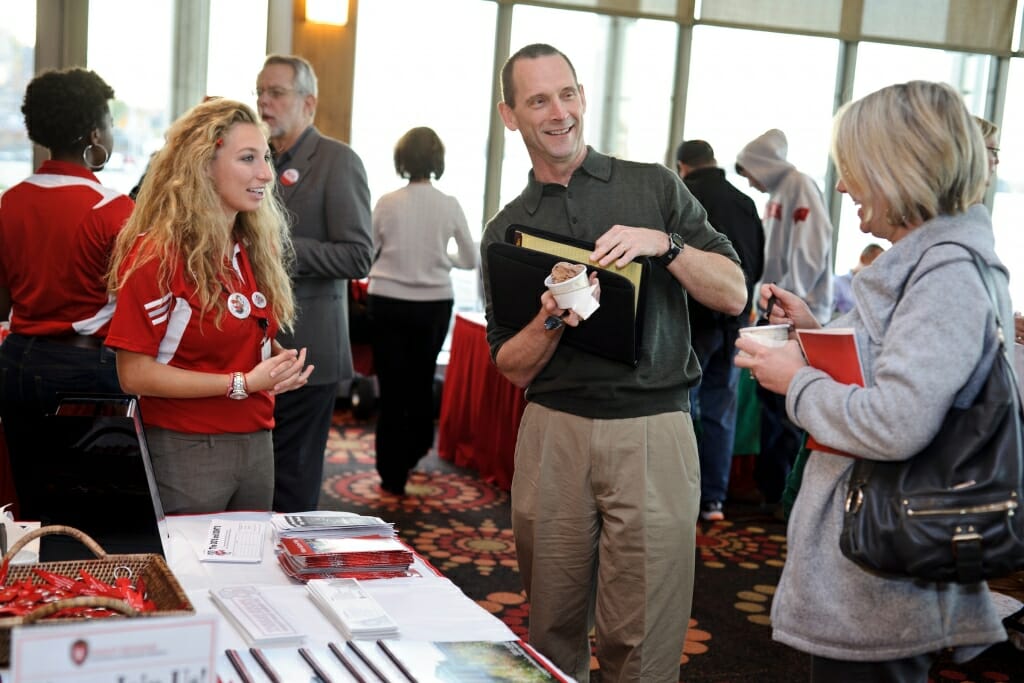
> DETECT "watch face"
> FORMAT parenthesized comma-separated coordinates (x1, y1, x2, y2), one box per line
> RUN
(670, 233, 685, 250)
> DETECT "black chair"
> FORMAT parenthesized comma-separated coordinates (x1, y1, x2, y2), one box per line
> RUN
(10, 394, 169, 561)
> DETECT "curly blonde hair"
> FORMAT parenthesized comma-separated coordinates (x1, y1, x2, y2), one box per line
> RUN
(109, 98, 295, 330)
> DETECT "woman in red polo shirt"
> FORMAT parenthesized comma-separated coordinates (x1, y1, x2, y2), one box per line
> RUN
(0, 68, 133, 478)
(106, 99, 312, 514)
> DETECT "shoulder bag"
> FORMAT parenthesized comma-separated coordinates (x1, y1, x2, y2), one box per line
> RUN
(839, 244, 1024, 583)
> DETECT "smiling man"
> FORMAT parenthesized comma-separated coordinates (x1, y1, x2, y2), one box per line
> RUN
(255, 54, 372, 513)
(480, 44, 746, 682)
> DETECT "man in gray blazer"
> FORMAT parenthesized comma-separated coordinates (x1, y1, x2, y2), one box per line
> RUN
(256, 54, 372, 512)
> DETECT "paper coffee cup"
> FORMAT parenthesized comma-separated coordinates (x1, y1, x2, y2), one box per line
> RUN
(544, 268, 600, 320)
(737, 324, 790, 358)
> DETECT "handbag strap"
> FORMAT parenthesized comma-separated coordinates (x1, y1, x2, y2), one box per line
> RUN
(912, 242, 1019, 393)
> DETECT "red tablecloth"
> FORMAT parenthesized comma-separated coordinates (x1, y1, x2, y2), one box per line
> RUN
(437, 313, 526, 491)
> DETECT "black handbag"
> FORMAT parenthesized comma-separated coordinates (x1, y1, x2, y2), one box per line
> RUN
(839, 245, 1024, 584)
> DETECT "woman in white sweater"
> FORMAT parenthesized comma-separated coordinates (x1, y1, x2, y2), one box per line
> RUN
(367, 127, 477, 495)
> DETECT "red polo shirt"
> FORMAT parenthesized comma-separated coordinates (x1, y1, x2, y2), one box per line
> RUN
(106, 238, 280, 434)
(0, 160, 134, 337)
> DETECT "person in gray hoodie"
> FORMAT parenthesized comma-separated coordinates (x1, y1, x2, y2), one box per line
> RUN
(736, 81, 1009, 682)
(736, 129, 836, 511)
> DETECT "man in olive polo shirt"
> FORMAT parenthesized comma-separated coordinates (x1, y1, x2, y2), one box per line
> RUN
(480, 43, 746, 683)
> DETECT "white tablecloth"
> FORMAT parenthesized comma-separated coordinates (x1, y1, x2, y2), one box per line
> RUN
(165, 511, 519, 681)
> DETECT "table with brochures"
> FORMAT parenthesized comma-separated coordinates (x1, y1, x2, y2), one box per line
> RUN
(1, 511, 564, 682)
(161, 511, 563, 681)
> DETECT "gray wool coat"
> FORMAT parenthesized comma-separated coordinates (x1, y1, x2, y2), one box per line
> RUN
(773, 204, 1011, 662)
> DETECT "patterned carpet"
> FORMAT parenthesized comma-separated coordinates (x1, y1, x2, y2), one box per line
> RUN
(319, 411, 1024, 683)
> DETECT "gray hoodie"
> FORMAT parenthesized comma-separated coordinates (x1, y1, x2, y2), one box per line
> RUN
(773, 204, 1009, 661)
(736, 129, 834, 323)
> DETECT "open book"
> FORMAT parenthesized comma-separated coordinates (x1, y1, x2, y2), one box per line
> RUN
(796, 328, 865, 456)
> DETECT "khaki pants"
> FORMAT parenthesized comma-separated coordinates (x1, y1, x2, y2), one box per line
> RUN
(512, 404, 700, 682)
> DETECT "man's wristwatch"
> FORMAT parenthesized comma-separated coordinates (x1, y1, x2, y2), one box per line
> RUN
(227, 371, 249, 400)
(656, 232, 685, 268)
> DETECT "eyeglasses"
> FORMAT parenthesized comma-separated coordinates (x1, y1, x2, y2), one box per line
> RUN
(254, 87, 297, 100)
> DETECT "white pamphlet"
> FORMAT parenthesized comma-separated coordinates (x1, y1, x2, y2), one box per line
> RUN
(209, 585, 305, 647)
(306, 578, 399, 639)
(201, 518, 265, 563)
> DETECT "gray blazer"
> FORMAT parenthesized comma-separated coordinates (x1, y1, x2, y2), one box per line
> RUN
(275, 126, 372, 388)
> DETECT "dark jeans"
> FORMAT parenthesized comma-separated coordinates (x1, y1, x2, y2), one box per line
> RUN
(0, 333, 122, 511)
(755, 386, 803, 503)
(689, 325, 740, 504)
(367, 295, 452, 491)
(272, 382, 338, 512)
(810, 653, 934, 683)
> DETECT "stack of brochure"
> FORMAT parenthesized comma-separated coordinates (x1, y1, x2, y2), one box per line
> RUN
(271, 511, 396, 540)
(277, 535, 415, 582)
(209, 585, 305, 647)
(306, 578, 399, 639)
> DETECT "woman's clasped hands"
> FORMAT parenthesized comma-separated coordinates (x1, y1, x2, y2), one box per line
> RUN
(247, 347, 314, 396)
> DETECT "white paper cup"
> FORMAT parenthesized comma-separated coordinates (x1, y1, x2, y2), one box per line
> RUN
(737, 324, 790, 358)
(544, 268, 600, 320)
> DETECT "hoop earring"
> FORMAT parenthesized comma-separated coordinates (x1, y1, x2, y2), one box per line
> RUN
(82, 143, 110, 171)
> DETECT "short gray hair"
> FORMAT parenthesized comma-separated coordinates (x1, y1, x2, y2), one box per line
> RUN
(263, 54, 318, 97)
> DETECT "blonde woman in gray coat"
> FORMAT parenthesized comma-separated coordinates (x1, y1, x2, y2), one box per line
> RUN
(735, 80, 1010, 682)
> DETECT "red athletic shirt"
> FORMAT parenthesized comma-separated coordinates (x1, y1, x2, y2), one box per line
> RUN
(105, 237, 280, 434)
(0, 160, 134, 337)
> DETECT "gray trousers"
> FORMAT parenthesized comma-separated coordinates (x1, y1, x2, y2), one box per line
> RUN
(512, 403, 700, 683)
(146, 427, 274, 514)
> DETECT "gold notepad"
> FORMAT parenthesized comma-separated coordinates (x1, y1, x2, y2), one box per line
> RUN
(511, 228, 643, 311)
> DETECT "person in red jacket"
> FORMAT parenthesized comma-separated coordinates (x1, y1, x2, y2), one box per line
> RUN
(0, 68, 134, 489)
(106, 99, 312, 514)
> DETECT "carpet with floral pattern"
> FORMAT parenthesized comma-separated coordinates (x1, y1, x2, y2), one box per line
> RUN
(319, 412, 1024, 683)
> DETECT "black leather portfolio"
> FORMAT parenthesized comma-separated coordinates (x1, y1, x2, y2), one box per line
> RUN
(484, 225, 648, 366)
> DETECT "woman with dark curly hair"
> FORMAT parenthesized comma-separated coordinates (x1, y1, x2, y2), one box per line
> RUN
(0, 68, 134, 478)
(366, 126, 477, 495)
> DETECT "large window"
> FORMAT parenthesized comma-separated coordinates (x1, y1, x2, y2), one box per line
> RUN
(685, 24, 839, 271)
(351, 0, 497, 318)
(207, 0, 269, 105)
(351, 0, 496, 240)
(0, 5, 34, 192)
(88, 0, 174, 196)
(992, 59, 1024, 310)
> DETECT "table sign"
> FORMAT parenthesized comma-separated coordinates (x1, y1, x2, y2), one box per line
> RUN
(11, 614, 217, 683)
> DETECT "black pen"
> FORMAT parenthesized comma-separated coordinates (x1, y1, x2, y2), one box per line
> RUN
(348, 640, 392, 682)
(249, 647, 282, 683)
(329, 642, 368, 683)
(376, 641, 419, 683)
(225, 649, 255, 683)
(299, 647, 335, 683)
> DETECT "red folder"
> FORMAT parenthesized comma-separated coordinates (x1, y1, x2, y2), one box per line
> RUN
(796, 328, 865, 457)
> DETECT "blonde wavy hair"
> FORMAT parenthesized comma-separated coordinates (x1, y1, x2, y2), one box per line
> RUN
(109, 98, 295, 330)
(831, 80, 988, 227)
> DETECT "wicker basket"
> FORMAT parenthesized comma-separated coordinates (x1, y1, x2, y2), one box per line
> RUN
(0, 525, 194, 666)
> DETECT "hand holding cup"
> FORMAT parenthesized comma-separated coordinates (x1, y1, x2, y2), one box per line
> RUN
(544, 262, 600, 320)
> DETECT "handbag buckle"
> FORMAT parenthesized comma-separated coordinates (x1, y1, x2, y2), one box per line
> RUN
(845, 487, 864, 514)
